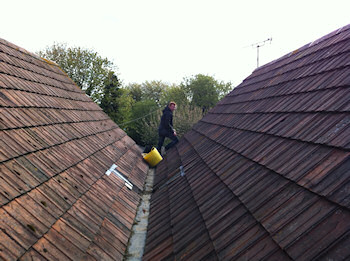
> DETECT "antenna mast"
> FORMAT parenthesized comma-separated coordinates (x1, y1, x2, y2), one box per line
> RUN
(250, 38, 272, 67)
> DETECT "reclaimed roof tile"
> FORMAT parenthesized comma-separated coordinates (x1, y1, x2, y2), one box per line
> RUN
(144, 24, 350, 260)
(0, 38, 149, 260)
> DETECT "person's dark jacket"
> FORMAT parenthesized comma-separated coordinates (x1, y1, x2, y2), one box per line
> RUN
(158, 106, 174, 136)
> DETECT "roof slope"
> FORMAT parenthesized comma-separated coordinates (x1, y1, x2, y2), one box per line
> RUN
(144, 25, 350, 260)
(0, 38, 149, 260)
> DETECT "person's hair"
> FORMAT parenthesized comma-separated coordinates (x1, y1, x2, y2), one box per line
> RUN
(169, 101, 176, 106)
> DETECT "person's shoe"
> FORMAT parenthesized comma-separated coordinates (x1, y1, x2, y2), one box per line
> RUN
(161, 147, 166, 156)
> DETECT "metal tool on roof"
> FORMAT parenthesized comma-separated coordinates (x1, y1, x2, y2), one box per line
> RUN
(106, 164, 133, 190)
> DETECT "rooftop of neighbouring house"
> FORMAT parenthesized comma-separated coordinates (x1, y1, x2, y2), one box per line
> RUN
(143, 24, 350, 260)
(0, 38, 149, 260)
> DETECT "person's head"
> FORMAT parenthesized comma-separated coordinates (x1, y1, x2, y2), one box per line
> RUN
(168, 101, 176, 111)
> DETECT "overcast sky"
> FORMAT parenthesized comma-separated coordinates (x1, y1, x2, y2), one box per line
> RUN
(1, 0, 349, 87)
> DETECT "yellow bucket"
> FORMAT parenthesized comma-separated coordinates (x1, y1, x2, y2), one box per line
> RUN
(143, 147, 163, 167)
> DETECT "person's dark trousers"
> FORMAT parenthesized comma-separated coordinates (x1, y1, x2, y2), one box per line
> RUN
(157, 135, 165, 152)
(165, 134, 179, 150)
(157, 132, 179, 153)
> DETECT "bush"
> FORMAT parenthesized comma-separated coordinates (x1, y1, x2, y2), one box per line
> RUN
(139, 104, 203, 147)
(126, 100, 159, 145)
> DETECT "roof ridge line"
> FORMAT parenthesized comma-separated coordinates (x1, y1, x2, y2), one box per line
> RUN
(181, 136, 293, 260)
(189, 129, 350, 258)
(171, 142, 220, 260)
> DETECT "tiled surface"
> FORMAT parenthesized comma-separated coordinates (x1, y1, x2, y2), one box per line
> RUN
(0, 38, 149, 260)
(144, 25, 350, 260)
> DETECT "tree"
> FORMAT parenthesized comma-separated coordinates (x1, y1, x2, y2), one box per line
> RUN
(140, 104, 203, 147)
(160, 85, 188, 107)
(121, 79, 212, 146)
(38, 43, 117, 103)
(172, 104, 203, 137)
(100, 72, 124, 123)
(124, 80, 170, 106)
(142, 81, 168, 106)
(114, 91, 134, 127)
(181, 74, 233, 112)
(126, 83, 143, 102)
(127, 100, 159, 145)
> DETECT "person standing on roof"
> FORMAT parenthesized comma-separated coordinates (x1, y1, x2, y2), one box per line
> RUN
(157, 101, 179, 154)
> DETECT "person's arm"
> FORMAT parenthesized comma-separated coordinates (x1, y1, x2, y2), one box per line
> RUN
(165, 112, 175, 133)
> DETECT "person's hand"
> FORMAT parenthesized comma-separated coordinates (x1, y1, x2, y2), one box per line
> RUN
(173, 130, 177, 136)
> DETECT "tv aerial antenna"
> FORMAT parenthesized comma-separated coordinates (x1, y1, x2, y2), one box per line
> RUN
(248, 38, 272, 67)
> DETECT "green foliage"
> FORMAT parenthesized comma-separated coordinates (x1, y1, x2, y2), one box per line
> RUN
(100, 72, 126, 124)
(38, 43, 117, 103)
(118, 75, 232, 146)
(181, 74, 232, 112)
(37, 43, 233, 146)
(139, 109, 162, 147)
(115, 91, 134, 126)
(139, 104, 203, 147)
(127, 100, 159, 145)
(126, 83, 143, 102)
(125, 80, 170, 106)
(160, 85, 188, 107)
(142, 81, 168, 106)
(173, 104, 203, 137)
